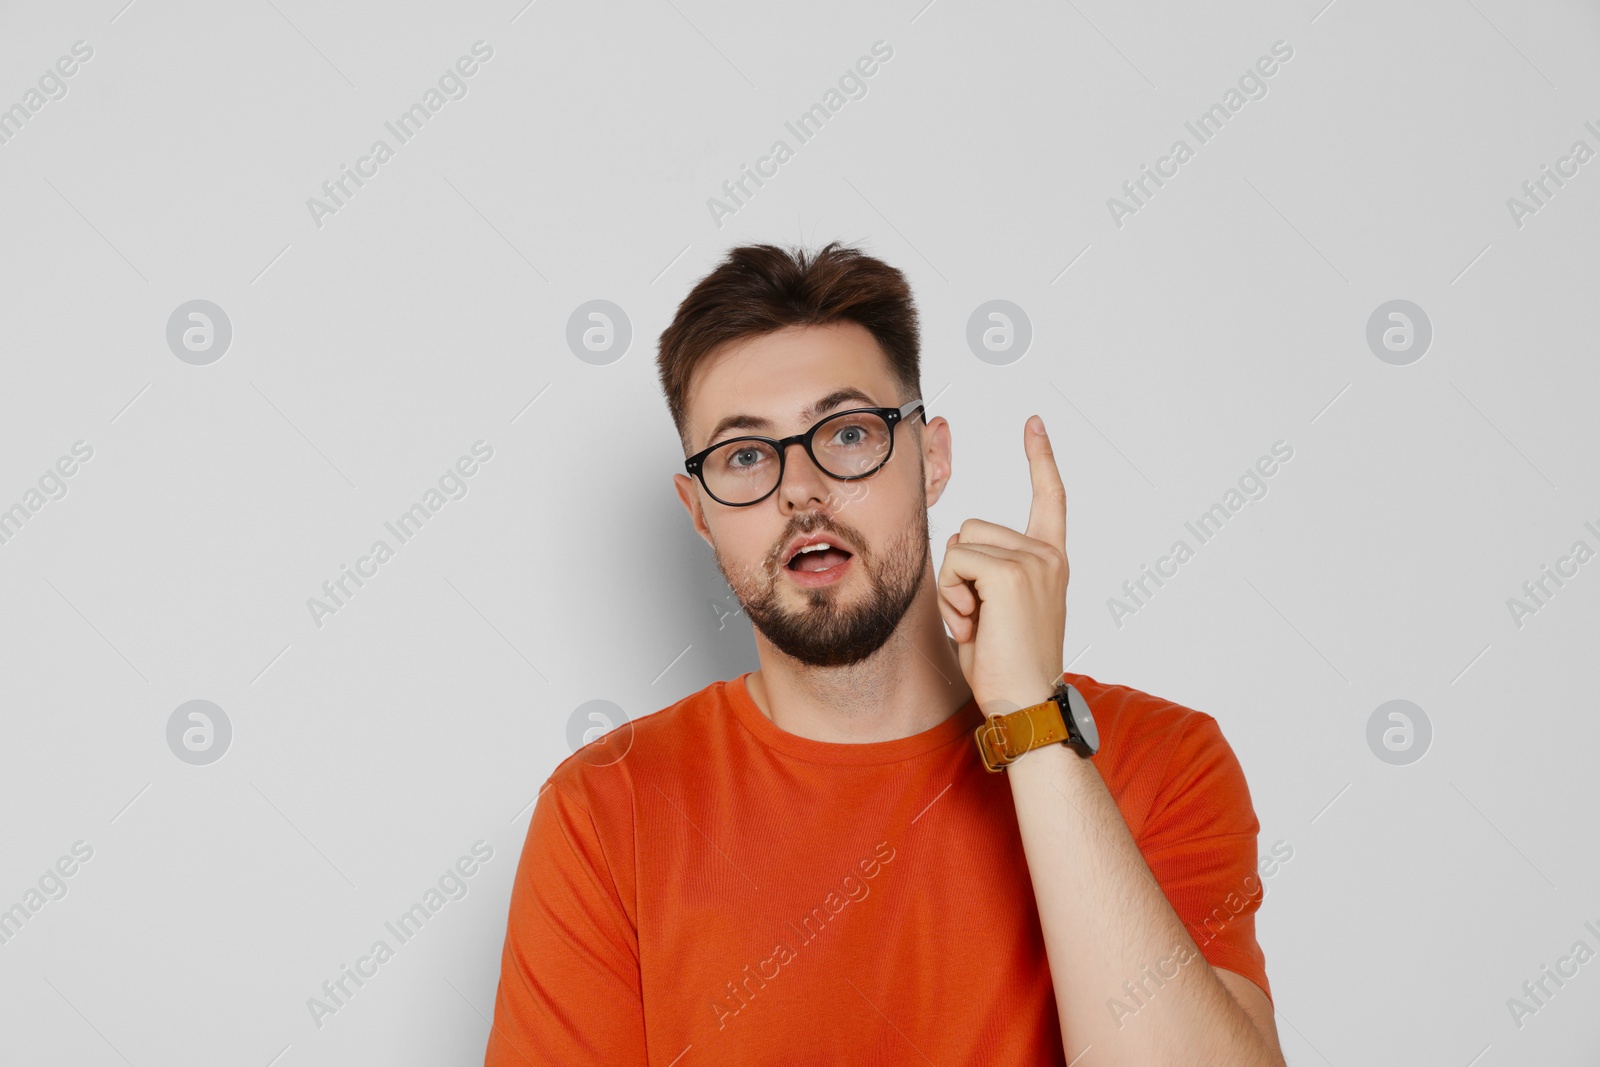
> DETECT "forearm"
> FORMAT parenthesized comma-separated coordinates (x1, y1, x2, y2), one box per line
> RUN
(1005, 742, 1281, 1066)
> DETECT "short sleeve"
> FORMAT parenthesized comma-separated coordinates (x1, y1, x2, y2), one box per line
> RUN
(1135, 714, 1272, 1003)
(485, 776, 647, 1065)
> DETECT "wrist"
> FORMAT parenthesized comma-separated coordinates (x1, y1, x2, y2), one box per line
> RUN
(978, 677, 1062, 719)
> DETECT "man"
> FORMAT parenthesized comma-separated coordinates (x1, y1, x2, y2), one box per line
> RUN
(485, 242, 1285, 1065)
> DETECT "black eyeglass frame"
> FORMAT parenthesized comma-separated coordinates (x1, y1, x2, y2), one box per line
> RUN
(683, 398, 926, 508)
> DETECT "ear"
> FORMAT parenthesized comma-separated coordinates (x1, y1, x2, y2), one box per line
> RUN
(919, 414, 953, 509)
(673, 473, 716, 548)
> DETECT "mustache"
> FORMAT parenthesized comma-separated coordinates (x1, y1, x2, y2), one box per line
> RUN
(764, 515, 866, 575)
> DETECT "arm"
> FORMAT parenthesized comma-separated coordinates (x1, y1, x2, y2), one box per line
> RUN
(1005, 735, 1284, 1063)
(484, 776, 647, 1066)
(937, 415, 1284, 1065)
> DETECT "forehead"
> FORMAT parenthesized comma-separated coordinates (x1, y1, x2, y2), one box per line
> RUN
(683, 321, 898, 447)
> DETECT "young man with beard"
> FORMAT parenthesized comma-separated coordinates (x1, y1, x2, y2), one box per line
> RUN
(484, 243, 1286, 1066)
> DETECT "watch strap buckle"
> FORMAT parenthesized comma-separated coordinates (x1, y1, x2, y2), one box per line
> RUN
(974, 688, 1072, 772)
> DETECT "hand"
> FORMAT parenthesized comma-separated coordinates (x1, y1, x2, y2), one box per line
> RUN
(936, 415, 1069, 717)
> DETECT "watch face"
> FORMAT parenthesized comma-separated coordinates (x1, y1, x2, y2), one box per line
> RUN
(1064, 684, 1099, 753)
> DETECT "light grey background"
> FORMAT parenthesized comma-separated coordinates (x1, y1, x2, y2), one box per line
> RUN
(1, 0, 1596, 1064)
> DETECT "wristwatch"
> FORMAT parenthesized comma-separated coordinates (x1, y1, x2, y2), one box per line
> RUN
(974, 680, 1100, 772)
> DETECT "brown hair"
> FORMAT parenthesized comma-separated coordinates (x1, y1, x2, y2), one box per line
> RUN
(655, 241, 922, 446)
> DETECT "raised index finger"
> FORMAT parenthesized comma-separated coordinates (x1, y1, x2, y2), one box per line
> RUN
(1023, 414, 1066, 549)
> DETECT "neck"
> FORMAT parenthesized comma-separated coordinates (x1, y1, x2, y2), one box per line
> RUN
(744, 574, 973, 743)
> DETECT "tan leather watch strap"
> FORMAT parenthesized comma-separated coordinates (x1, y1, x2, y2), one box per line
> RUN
(974, 694, 1068, 773)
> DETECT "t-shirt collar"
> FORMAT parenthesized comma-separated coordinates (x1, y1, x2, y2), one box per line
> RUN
(723, 671, 985, 765)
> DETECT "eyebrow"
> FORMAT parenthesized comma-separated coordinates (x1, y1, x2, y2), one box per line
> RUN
(701, 387, 878, 449)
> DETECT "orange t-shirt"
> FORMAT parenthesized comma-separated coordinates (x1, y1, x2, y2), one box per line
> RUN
(485, 670, 1271, 1066)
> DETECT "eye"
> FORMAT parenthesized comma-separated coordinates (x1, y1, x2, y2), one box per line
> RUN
(830, 423, 868, 446)
(718, 443, 771, 473)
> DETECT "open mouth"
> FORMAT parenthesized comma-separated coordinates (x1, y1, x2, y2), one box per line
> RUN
(784, 540, 855, 574)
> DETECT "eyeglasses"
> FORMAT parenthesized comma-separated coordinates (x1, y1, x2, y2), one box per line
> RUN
(684, 398, 925, 507)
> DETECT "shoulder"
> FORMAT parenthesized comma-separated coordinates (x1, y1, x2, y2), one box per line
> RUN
(1067, 670, 1222, 778)
(516, 679, 736, 896)
(541, 676, 735, 808)
(1066, 671, 1209, 747)
(1065, 671, 1254, 841)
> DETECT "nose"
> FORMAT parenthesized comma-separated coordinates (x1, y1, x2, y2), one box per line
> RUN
(773, 439, 838, 513)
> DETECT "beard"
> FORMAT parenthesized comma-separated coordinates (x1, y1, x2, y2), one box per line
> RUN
(714, 505, 930, 669)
